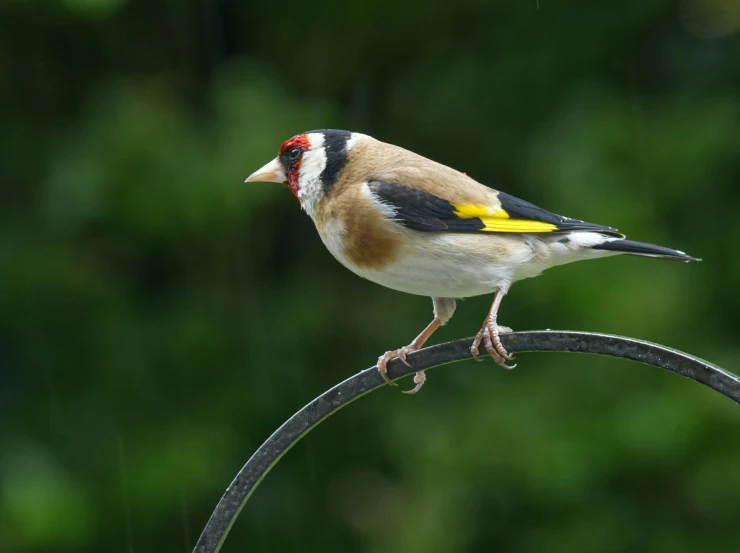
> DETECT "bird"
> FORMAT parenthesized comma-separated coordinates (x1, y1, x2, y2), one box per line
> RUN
(245, 129, 699, 394)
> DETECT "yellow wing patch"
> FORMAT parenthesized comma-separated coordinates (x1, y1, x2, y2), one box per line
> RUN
(452, 203, 558, 233)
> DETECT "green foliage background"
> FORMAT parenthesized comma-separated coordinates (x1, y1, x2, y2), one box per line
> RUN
(2, 1, 740, 552)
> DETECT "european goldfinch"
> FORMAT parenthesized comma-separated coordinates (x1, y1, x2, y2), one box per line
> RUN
(246, 130, 699, 394)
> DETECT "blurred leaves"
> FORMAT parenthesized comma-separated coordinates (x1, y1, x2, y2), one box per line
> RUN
(1, 0, 740, 552)
(1, 440, 94, 550)
(61, 0, 129, 18)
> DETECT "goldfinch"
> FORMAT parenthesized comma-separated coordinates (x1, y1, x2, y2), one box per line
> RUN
(246, 130, 699, 394)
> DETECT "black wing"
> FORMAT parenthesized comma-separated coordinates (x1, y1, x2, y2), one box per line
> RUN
(368, 181, 623, 236)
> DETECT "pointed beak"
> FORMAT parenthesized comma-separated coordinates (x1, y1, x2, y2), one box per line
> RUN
(245, 158, 286, 183)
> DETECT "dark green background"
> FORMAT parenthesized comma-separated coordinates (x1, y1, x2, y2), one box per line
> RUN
(3, 1, 740, 552)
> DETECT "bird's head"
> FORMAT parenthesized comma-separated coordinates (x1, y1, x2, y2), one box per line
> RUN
(246, 129, 360, 216)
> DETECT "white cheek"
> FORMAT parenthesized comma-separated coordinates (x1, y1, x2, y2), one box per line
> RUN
(297, 150, 327, 218)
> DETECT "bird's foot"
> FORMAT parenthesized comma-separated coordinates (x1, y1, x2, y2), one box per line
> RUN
(471, 322, 516, 369)
(402, 371, 427, 395)
(377, 345, 418, 387)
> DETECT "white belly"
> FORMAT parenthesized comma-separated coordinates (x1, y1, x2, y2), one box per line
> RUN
(320, 225, 549, 298)
(350, 254, 502, 298)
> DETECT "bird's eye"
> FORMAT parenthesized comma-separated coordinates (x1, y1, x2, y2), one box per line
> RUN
(288, 147, 302, 161)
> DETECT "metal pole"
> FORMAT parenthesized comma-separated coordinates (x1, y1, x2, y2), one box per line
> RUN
(193, 331, 740, 553)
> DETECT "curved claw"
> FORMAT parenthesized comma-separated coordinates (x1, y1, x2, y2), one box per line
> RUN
(486, 347, 517, 370)
(493, 356, 517, 370)
(402, 371, 426, 394)
(472, 323, 517, 368)
(376, 355, 399, 387)
(470, 343, 485, 362)
(497, 350, 516, 362)
(398, 350, 413, 368)
(492, 335, 516, 361)
(377, 346, 419, 386)
(379, 369, 398, 386)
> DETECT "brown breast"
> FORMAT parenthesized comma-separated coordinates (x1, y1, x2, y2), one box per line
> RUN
(314, 181, 405, 270)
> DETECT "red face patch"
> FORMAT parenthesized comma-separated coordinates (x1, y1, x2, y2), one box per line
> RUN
(280, 134, 311, 154)
(279, 134, 311, 198)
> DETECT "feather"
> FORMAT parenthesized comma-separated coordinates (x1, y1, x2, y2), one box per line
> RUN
(367, 180, 622, 236)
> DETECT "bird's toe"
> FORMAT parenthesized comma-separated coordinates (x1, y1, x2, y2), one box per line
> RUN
(376, 352, 400, 386)
(402, 370, 427, 394)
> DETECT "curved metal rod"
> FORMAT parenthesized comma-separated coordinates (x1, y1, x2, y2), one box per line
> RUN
(193, 330, 740, 553)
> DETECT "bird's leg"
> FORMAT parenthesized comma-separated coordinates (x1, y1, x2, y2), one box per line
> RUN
(377, 318, 441, 388)
(377, 297, 456, 394)
(471, 288, 517, 369)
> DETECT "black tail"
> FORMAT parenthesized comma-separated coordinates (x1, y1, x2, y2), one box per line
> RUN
(592, 238, 701, 262)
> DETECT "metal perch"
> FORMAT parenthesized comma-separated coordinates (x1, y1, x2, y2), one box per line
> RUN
(193, 330, 740, 553)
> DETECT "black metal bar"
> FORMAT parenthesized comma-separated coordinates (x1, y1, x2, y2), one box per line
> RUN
(193, 331, 740, 553)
